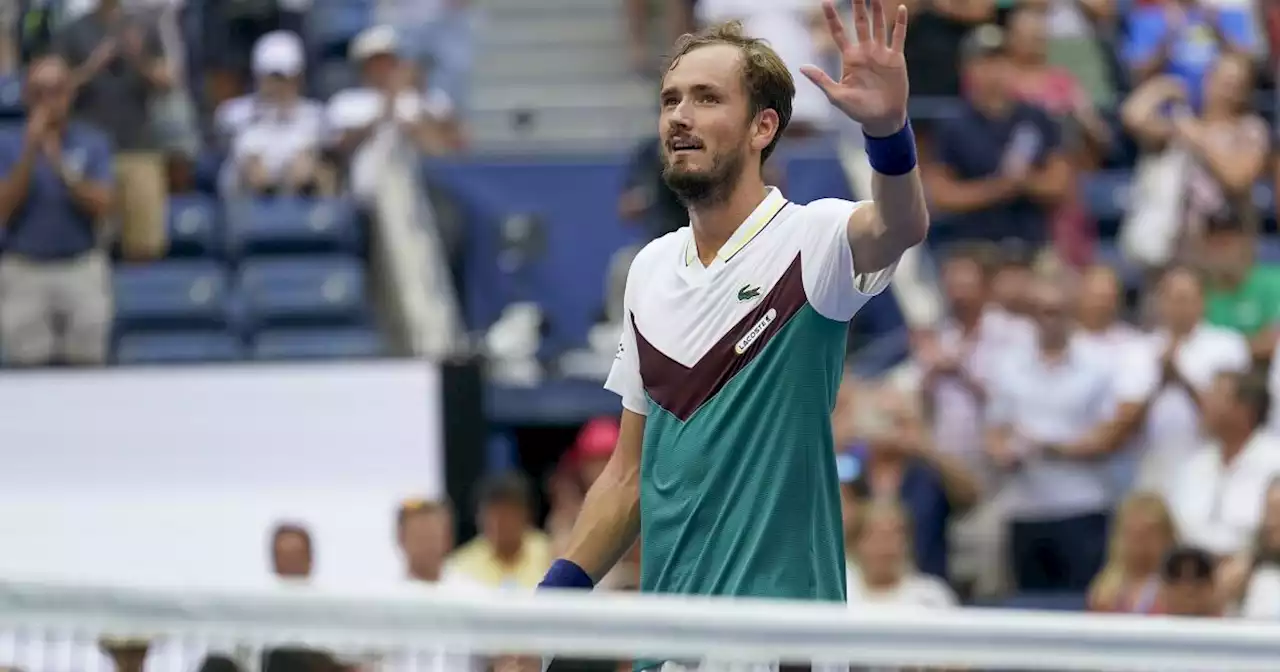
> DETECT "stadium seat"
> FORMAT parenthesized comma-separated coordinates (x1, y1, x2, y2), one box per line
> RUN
(224, 197, 361, 258)
(1258, 237, 1280, 263)
(167, 195, 221, 258)
(237, 256, 368, 328)
(971, 592, 1088, 612)
(114, 260, 233, 331)
(115, 331, 245, 364)
(1081, 171, 1130, 224)
(307, 0, 373, 56)
(0, 74, 21, 119)
(251, 327, 385, 360)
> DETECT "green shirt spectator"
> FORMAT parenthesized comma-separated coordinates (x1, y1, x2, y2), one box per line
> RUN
(1205, 265, 1280, 336)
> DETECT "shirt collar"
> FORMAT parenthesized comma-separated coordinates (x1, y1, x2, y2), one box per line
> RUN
(684, 186, 787, 267)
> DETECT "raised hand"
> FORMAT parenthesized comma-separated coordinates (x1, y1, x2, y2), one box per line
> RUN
(800, 0, 910, 137)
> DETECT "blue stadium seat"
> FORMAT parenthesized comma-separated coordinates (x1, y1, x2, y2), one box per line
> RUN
(971, 592, 1087, 612)
(1258, 237, 1280, 263)
(115, 331, 244, 364)
(1081, 171, 1130, 224)
(307, 1, 373, 56)
(0, 74, 21, 119)
(114, 260, 233, 330)
(194, 150, 225, 195)
(252, 327, 384, 360)
(224, 197, 361, 258)
(314, 60, 359, 100)
(167, 195, 221, 257)
(238, 256, 368, 328)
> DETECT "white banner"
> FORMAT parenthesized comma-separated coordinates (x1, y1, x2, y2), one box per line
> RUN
(0, 361, 443, 588)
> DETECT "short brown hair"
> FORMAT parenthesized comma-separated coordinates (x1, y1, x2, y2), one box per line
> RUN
(665, 22, 795, 163)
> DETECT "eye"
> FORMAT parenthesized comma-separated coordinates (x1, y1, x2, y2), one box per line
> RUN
(697, 94, 719, 104)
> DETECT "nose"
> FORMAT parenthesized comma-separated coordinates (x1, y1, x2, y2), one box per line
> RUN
(666, 99, 694, 130)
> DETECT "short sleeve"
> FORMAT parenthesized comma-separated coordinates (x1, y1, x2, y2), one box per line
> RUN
(1113, 342, 1160, 404)
(932, 119, 965, 170)
(1218, 331, 1252, 373)
(1122, 9, 1167, 66)
(0, 131, 21, 178)
(603, 265, 648, 416)
(326, 90, 373, 131)
(83, 132, 114, 185)
(984, 365, 1014, 426)
(796, 198, 895, 322)
(1032, 107, 1063, 159)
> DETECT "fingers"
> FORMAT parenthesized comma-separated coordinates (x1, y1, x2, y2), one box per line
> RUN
(800, 65, 839, 98)
(889, 3, 909, 53)
(821, 0, 855, 53)
(870, 0, 886, 45)
(847, 0, 871, 47)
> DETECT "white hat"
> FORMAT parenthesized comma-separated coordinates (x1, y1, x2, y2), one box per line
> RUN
(252, 31, 305, 77)
(349, 25, 399, 62)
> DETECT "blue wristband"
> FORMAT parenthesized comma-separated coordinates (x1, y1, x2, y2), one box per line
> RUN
(863, 120, 917, 176)
(538, 558, 594, 590)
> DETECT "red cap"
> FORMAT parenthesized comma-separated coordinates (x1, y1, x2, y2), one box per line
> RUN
(572, 417, 619, 461)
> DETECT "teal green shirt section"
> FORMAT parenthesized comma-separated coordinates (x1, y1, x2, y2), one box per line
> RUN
(638, 303, 848, 604)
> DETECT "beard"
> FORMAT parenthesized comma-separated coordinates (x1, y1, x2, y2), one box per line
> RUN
(661, 146, 744, 209)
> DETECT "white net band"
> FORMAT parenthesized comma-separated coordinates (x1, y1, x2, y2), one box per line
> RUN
(2, 579, 1280, 672)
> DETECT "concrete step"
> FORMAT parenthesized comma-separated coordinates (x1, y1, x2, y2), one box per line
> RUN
(481, 15, 627, 50)
(479, 0, 623, 12)
(475, 44, 633, 81)
(467, 105, 655, 149)
(471, 81, 654, 113)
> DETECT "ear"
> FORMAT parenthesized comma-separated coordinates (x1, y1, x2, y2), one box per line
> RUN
(750, 108, 780, 154)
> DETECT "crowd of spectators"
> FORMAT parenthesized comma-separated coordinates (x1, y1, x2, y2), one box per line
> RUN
(0, 0, 467, 368)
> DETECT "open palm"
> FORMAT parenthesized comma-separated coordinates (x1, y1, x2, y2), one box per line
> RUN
(801, 0, 910, 138)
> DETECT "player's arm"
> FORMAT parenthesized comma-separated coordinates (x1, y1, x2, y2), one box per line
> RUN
(845, 155, 929, 273)
(540, 257, 650, 590)
(553, 409, 645, 582)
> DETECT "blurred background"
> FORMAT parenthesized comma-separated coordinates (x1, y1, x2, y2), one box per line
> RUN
(4, 0, 1280, 668)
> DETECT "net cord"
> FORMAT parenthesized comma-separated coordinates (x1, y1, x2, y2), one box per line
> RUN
(1, 579, 1279, 671)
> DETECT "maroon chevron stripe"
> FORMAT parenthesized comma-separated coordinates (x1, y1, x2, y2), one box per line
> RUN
(633, 255, 808, 422)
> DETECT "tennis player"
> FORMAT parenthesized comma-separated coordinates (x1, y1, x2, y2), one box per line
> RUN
(534, 0, 926, 666)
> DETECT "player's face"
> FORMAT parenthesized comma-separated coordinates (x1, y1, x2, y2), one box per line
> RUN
(658, 45, 757, 206)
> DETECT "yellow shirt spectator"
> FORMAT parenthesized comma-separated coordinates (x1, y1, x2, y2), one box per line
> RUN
(447, 529, 553, 589)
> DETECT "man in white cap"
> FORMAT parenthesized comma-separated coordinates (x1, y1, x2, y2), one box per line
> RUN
(214, 30, 325, 196)
(326, 24, 458, 200)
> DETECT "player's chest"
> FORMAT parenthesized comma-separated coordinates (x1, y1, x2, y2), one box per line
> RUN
(632, 248, 802, 368)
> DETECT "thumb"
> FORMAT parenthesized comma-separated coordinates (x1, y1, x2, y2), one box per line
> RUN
(800, 65, 839, 98)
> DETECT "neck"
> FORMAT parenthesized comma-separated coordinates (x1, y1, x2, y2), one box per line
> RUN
(688, 177, 768, 264)
(862, 569, 901, 591)
(493, 537, 524, 564)
(1202, 102, 1235, 122)
(96, 1, 121, 17)
(1168, 322, 1197, 339)
(408, 563, 441, 583)
(1079, 316, 1112, 333)
(1220, 430, 1252, 461)
(1039, 337, 1069, 358)
(973, 95, 1012, 118)
(955, 306, 982, 333)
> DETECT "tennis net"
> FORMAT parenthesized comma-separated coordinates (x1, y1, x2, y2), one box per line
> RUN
(0, 578, 1278, 672)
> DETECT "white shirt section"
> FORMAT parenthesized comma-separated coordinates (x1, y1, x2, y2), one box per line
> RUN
(1114, 325, 1251, 495)
(604, 246, 653, 416)
(796, 198, 895, 322)
(603, 189, 894, 409)
(225, 101, 326, 193)
(1268, 338, 1280, 435)
(1242, 566, 1280, 619)
(326, 87, 454, 200)
(1169, 433, 1280, 557)
(845, 567, 958, 608)
(987, 341, 1116, 520)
